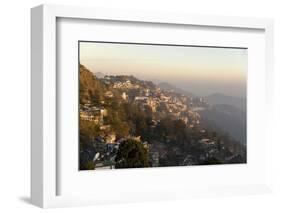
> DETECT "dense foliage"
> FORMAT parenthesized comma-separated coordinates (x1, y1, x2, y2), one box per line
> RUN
(115, 139, 149, 168)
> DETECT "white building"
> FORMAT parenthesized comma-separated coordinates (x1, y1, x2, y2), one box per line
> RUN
(121, 92, 127, 100)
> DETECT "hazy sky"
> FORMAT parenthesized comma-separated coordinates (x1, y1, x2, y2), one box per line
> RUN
(79, 42, 247, 98)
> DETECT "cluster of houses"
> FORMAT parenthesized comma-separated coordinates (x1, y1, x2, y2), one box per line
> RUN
(98, 76, 206, 130)
(113, 79, 140, 89)
(79, 103, 107, 125)
(130, 86, 203, 128)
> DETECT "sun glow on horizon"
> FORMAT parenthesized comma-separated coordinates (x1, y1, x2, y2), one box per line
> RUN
(79, 42, 247, 97)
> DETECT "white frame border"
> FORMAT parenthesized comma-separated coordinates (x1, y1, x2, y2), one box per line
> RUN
(31, 4, 274, 208)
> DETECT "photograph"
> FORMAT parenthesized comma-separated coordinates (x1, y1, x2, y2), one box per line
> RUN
(79, 41, 247, 170)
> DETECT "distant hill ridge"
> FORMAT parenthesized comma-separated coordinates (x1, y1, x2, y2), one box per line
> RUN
(157, 82, 194, 97)
(94, 72, 105, 79)
(204, 93, 246, 111)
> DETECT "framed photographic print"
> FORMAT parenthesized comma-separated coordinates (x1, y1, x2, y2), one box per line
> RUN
(31, 4, 274, 208)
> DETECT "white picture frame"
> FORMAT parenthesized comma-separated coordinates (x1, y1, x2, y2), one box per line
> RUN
(31, 4, 274, 208)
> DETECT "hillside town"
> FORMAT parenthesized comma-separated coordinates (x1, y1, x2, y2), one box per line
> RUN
(79, 66, 246, 170)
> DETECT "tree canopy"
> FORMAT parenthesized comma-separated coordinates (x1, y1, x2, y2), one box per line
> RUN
(115, 139, 149, 168)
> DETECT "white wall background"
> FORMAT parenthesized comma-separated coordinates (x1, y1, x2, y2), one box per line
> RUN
(0, 0, 280, 212)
